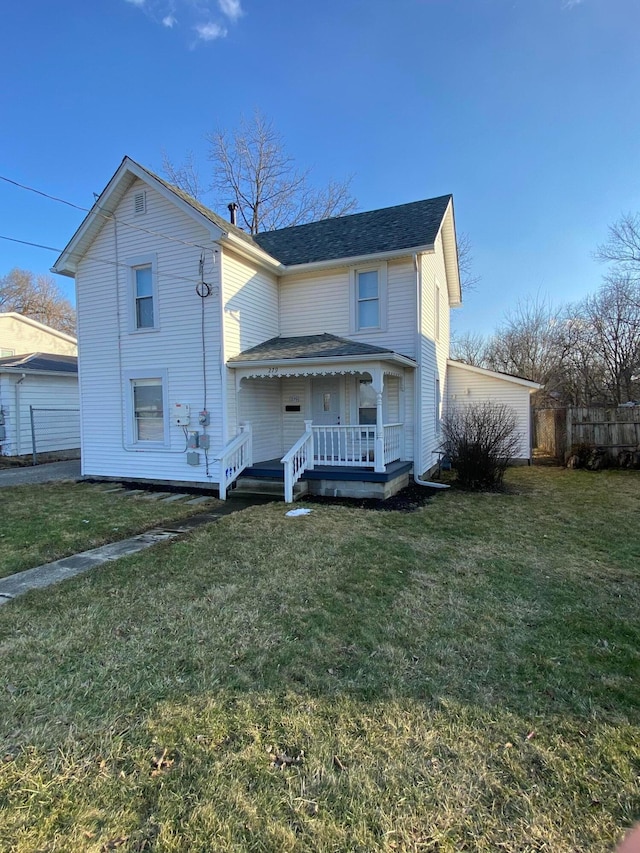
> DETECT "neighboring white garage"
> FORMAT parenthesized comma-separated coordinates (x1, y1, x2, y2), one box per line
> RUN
(446, 359, 542, 462)
(0, 353, 79, 461)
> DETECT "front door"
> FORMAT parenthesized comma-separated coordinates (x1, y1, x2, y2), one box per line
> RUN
(311, 377, 343, 461)
(311, 377, 341, 425)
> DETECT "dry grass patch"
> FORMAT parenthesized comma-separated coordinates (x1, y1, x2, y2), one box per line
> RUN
(0, 467, 638, 851)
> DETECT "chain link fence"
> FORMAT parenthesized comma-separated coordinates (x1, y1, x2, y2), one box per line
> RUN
(29, 406, 80, 465)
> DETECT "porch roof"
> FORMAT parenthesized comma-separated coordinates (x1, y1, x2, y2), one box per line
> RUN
(228, 333, 415, 368)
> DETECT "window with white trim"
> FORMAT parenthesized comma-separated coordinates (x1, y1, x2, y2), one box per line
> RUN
(435, 374, 441, 434)
(435, 278, 441, 340)
(124, 369, 169, 447)
(128, 255, 159, 332)
(0, 348, 15, 357)
(351, 263, 387, 332)
(358, 379, 377, 425)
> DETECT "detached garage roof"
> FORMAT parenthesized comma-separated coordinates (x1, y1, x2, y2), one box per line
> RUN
(0, 353, 78, 374)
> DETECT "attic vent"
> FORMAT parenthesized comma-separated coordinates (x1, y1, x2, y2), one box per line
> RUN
(134, 191, 146, 215)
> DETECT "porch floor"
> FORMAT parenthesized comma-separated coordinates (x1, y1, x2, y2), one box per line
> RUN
(243, 459, 413, 483)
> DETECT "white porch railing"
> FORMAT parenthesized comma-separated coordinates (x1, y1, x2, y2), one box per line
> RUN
(383, 423, 403, 465)
(312, 424, 403, 468)
(281, 420, 315, 503)
(313, 425, 376, 467)
(215, 423, 252, 500)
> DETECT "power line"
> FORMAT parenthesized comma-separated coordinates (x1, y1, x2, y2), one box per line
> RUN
(0, 232, 210, 289)
(0, 173, 220, 253)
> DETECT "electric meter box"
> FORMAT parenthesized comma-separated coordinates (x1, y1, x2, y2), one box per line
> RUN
(173, 403, 190, 426)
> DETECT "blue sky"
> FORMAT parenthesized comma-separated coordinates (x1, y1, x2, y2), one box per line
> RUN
(1, 0, 639, 336)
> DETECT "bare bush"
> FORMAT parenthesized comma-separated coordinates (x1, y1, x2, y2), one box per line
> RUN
(442, 402, 521, 489)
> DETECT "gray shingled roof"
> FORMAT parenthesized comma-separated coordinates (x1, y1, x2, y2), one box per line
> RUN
(252, 196, 452, 266)
(228, 333, 404, 363)
(0, 353, 78, 373)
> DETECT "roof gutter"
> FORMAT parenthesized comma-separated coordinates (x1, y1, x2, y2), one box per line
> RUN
(279, 243, 436, 276)
(0, 368, 78, 378)
(228, 352, 417, 371)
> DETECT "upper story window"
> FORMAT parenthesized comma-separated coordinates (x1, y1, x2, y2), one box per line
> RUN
(135, 266, 154, 328)
(350, 262, 387, 333)
(435, 278, 441, 340)
(357, 270, 379, 329)
(128, 254, 159, 332)
(0, 348, 15, 357)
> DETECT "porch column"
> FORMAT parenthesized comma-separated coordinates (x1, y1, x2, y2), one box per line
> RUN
(371, 368, 385, 473)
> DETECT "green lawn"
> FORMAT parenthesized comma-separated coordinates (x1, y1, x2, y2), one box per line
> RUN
(0, 482, 220, 578)
(0, 467, 638, 852)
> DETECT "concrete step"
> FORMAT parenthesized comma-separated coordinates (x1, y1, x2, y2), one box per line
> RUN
(230, 477, 309, 501)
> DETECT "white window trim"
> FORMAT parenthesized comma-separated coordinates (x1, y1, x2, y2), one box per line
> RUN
(349, 262, 388, 334)
(435, 277, 441, 341)
(128, 253, 159, 333)
(123, 368, 170, 449)
(435, 372, 441, 435)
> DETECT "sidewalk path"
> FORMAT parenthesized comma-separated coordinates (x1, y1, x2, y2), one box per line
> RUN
(0, 497, 267, 606)
(0, 459, 81, 487)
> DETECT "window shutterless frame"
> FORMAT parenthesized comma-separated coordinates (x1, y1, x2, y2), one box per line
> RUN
(127, 254, 159, 333)
(350, 262, 388, 333)
(123, 368, 170, 448)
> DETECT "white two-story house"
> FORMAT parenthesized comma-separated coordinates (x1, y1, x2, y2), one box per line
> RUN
(52, 157, 538, 500)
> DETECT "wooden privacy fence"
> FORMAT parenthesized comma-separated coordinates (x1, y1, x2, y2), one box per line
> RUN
(535, 406, 640, 461)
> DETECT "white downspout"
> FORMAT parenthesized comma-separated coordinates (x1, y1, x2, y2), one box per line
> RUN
(14, 373, 26, 456)
(413, 253, 449, 490)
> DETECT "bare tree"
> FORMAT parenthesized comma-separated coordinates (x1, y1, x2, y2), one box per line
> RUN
(576, 274, 640, 405)
(450, 331, 489, 366)
(596, 213, 640, 281)
(161, 150, 206, 202)
(0, 269, 76, 335)
(164, 111, 357, 233)
(456, 231, 480, 292)
(484, 295, 568, 403)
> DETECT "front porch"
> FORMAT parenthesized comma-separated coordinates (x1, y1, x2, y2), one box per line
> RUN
(239, 458, 413, 501)
(222, 333, 417, 501)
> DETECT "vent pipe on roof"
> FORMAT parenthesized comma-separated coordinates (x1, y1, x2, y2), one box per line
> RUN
(228, 202, 238, 226)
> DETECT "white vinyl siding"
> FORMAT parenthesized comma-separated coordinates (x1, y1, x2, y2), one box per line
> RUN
(75, 178, 223, 484)
(279, 258, 416, 357)
(446, 364, 533, 460)
(0, 315, 77, 356)
(237, 378, 282, 461)
(419, 237, 450, 474)
(0, 373, 79, 457)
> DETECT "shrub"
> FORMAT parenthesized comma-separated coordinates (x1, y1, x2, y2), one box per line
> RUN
(441, 402, 521, 489)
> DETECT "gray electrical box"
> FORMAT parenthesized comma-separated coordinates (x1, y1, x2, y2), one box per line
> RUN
(199, 434, 210, 450)
(186, 452, 200, 466)
(0, 425, 5, 442)
(187, 432, 199, 449)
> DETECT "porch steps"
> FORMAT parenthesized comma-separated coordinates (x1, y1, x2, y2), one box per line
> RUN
(230, 476, 309, 502)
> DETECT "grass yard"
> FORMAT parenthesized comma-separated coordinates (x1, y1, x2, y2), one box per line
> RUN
(0, 482, 220, 578)
(0, 466, 638, 852)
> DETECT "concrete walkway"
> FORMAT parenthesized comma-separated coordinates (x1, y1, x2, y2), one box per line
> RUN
(0, 496, 268, 606)
(0, 459, 81, 487)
